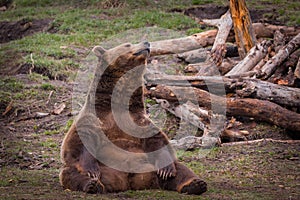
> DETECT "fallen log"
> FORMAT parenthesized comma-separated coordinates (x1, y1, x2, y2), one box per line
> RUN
(177, 48, 208, 64)
(226, 40, 273, 76)
(260, 33, 300, 79)
(270, 49, 300, 84)
(221, 138, 300, 146)
(204, 10, 233, 66)
(177, 45, 239, 64)
(231, 78, 300, 108)
(149, 23, 299, 57)
(155, 99, 249, 143)
(203, 10, 233, 53)
(170, 136, 220, 150)
(253, 23, 300, 39)
(155, 99, 207, 131)
(147, 85, 300, 133)
(145, 73, 227, 94)
(183, 57, 238, 75)
(145, 74, 300, 108)
(149, 30, 217, 56)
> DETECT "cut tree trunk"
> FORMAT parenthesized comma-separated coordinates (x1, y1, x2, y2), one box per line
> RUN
(260, 33, 300, 79)
(225, 40, 273, 76)
(229, 0, 256, 58)
(147, 85, 300, 133)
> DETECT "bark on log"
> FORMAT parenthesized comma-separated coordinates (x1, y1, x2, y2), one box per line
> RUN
(295, 57, 300, 79)
(273, 30, 285, 53)
(149, 24, 299, 57)
(155, 99, 249, 143)
(145, 74, 300, 108)
(232, 78, 300, 108)
(149, 30, 217, 56)
(177, 45, 238, 64)
(144, 73, 227, 94)
(260, 33, 300, 79)
(229, 0, 256, 58)
(177, 48, 208, 64)
(270, 49, 300, 84)
(147, 85, 300, 133)
(203, 10, 233, 66)
(203, 10, 233, 53)
(193, 61, 220, 76)
(253, 23, 300, 39)
(183, 57, 238, 75)
(226, 40, 273, 76)
(221, 138, 300, 146)
(170, 136, 220, 150)
(155, 99, 207, 131)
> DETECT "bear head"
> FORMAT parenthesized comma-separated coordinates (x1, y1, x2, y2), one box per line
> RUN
(92, 41, 150, 76)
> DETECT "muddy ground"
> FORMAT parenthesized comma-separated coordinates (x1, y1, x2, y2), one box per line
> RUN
(0, 3, 299, 200)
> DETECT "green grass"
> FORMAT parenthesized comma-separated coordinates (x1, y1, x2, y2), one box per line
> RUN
(40, 83, 56, 90)
(0, 1, 200, 81)
(2, 0, 298, 82)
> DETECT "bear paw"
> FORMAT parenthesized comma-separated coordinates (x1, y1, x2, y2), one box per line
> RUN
(83, 179, 104, 194)
(180, 179, 207, 195)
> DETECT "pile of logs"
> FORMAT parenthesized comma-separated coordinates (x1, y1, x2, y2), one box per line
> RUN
(144, 0, 300, 149)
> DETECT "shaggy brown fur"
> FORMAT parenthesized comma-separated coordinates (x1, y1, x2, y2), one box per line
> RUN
(59, 41, 207, 194)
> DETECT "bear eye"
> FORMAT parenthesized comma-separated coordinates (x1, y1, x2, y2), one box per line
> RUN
(124, 44, 131, 47)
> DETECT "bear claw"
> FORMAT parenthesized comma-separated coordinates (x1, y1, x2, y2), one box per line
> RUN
(157, 163, 176, 180)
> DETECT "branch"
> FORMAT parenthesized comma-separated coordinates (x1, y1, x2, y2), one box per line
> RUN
(225, 40, 273, 76)
(259, 33, 300, 79)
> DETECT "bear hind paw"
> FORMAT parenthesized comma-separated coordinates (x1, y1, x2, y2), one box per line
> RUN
(180, 179, 207, 195)
(83, 179, 104, 194)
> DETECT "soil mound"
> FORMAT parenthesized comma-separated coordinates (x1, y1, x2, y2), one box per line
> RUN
(0, 18, 52, 43)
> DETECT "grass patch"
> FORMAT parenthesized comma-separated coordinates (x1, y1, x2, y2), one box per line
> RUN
(41, 138, 58, 148)
(40, 83, 56, 90)
(0, 77, 23, 92)
(43, 129, 60, 136)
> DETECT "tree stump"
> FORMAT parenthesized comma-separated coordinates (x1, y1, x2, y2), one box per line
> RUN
(229, 0, 256, 58)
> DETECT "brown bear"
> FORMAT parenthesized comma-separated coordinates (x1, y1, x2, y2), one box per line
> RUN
(59, 41, 207, 195)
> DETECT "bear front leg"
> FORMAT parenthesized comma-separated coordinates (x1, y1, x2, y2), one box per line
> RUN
(155, 150, 177, 180)
(143, 132, 177, 179)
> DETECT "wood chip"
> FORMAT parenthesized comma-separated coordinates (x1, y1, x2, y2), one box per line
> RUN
(52, 103, 66, 115)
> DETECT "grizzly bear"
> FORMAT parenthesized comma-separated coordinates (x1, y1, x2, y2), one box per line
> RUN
(59, 41, 207, 195)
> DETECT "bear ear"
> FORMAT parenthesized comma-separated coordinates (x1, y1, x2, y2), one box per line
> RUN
(92, 46, 107, 57)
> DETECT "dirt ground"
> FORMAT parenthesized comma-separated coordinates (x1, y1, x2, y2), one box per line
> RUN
(0, 3, 299, 200)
